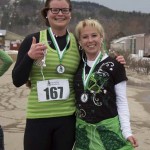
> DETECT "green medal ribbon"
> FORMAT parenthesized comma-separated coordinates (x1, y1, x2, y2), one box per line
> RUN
(82, 52, 103, 91)
(48, 27, 70, 64)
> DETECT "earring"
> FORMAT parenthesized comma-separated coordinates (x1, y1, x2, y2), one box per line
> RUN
(46, 16, 48, 18)
(79, 45, 83, 51)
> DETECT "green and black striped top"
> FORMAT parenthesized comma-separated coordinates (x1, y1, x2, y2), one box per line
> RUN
(27, 30, 80, 118)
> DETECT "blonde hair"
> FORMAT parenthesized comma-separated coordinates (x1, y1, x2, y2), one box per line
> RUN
(75, 19, 106, 53)
(75, 19, 105, 40)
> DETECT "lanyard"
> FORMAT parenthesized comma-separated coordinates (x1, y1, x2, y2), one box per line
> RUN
(48, 27, 70, 64)
(82, 52, 103, 91)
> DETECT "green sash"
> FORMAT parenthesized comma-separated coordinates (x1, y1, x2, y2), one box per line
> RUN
(75, 116, 134, 150)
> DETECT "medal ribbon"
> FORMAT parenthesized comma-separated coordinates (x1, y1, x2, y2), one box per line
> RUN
(48, 27, 70, 64)
(82, 52, 103, 91)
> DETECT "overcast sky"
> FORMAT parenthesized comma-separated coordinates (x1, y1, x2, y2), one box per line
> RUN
(73, 0, 150, 13)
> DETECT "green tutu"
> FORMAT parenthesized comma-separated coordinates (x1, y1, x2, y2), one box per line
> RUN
(74, 116, 134, 150)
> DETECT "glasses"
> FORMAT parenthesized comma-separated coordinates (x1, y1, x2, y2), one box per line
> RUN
(48, 8, 71, 14)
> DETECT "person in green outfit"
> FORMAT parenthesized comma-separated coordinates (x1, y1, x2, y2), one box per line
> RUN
(0, 48, 13, 76)
(0, 48, 13, 150)
(74, 18, 138, 150)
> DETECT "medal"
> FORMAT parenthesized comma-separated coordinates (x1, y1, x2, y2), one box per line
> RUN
(82, 52, 103, 92)
(48, 27, 70, 74)
(81, 52, 104, 103)
(81, 93, 88, 103)
(56, 64, 65, 74)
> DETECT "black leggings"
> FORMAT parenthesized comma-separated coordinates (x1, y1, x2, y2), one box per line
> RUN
(24, 115, 76, 150)
(0, 125, 4, 150)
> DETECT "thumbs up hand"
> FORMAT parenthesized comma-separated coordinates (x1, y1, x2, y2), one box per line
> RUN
(28, 37, 47, 60)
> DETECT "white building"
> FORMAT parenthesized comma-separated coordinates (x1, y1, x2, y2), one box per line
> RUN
(110, 33, 150, 57)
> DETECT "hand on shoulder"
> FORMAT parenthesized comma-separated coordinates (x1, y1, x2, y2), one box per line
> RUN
(115, 55, 126, 65)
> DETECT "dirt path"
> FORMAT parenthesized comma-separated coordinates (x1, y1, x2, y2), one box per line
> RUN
(0, 64, 150, 150)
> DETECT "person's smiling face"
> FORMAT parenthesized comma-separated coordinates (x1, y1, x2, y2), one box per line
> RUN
(47, 0, 71, 31)
(79, 26, 103, 60)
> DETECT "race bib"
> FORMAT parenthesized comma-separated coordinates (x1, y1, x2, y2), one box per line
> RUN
(37, 79, 70, 102)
